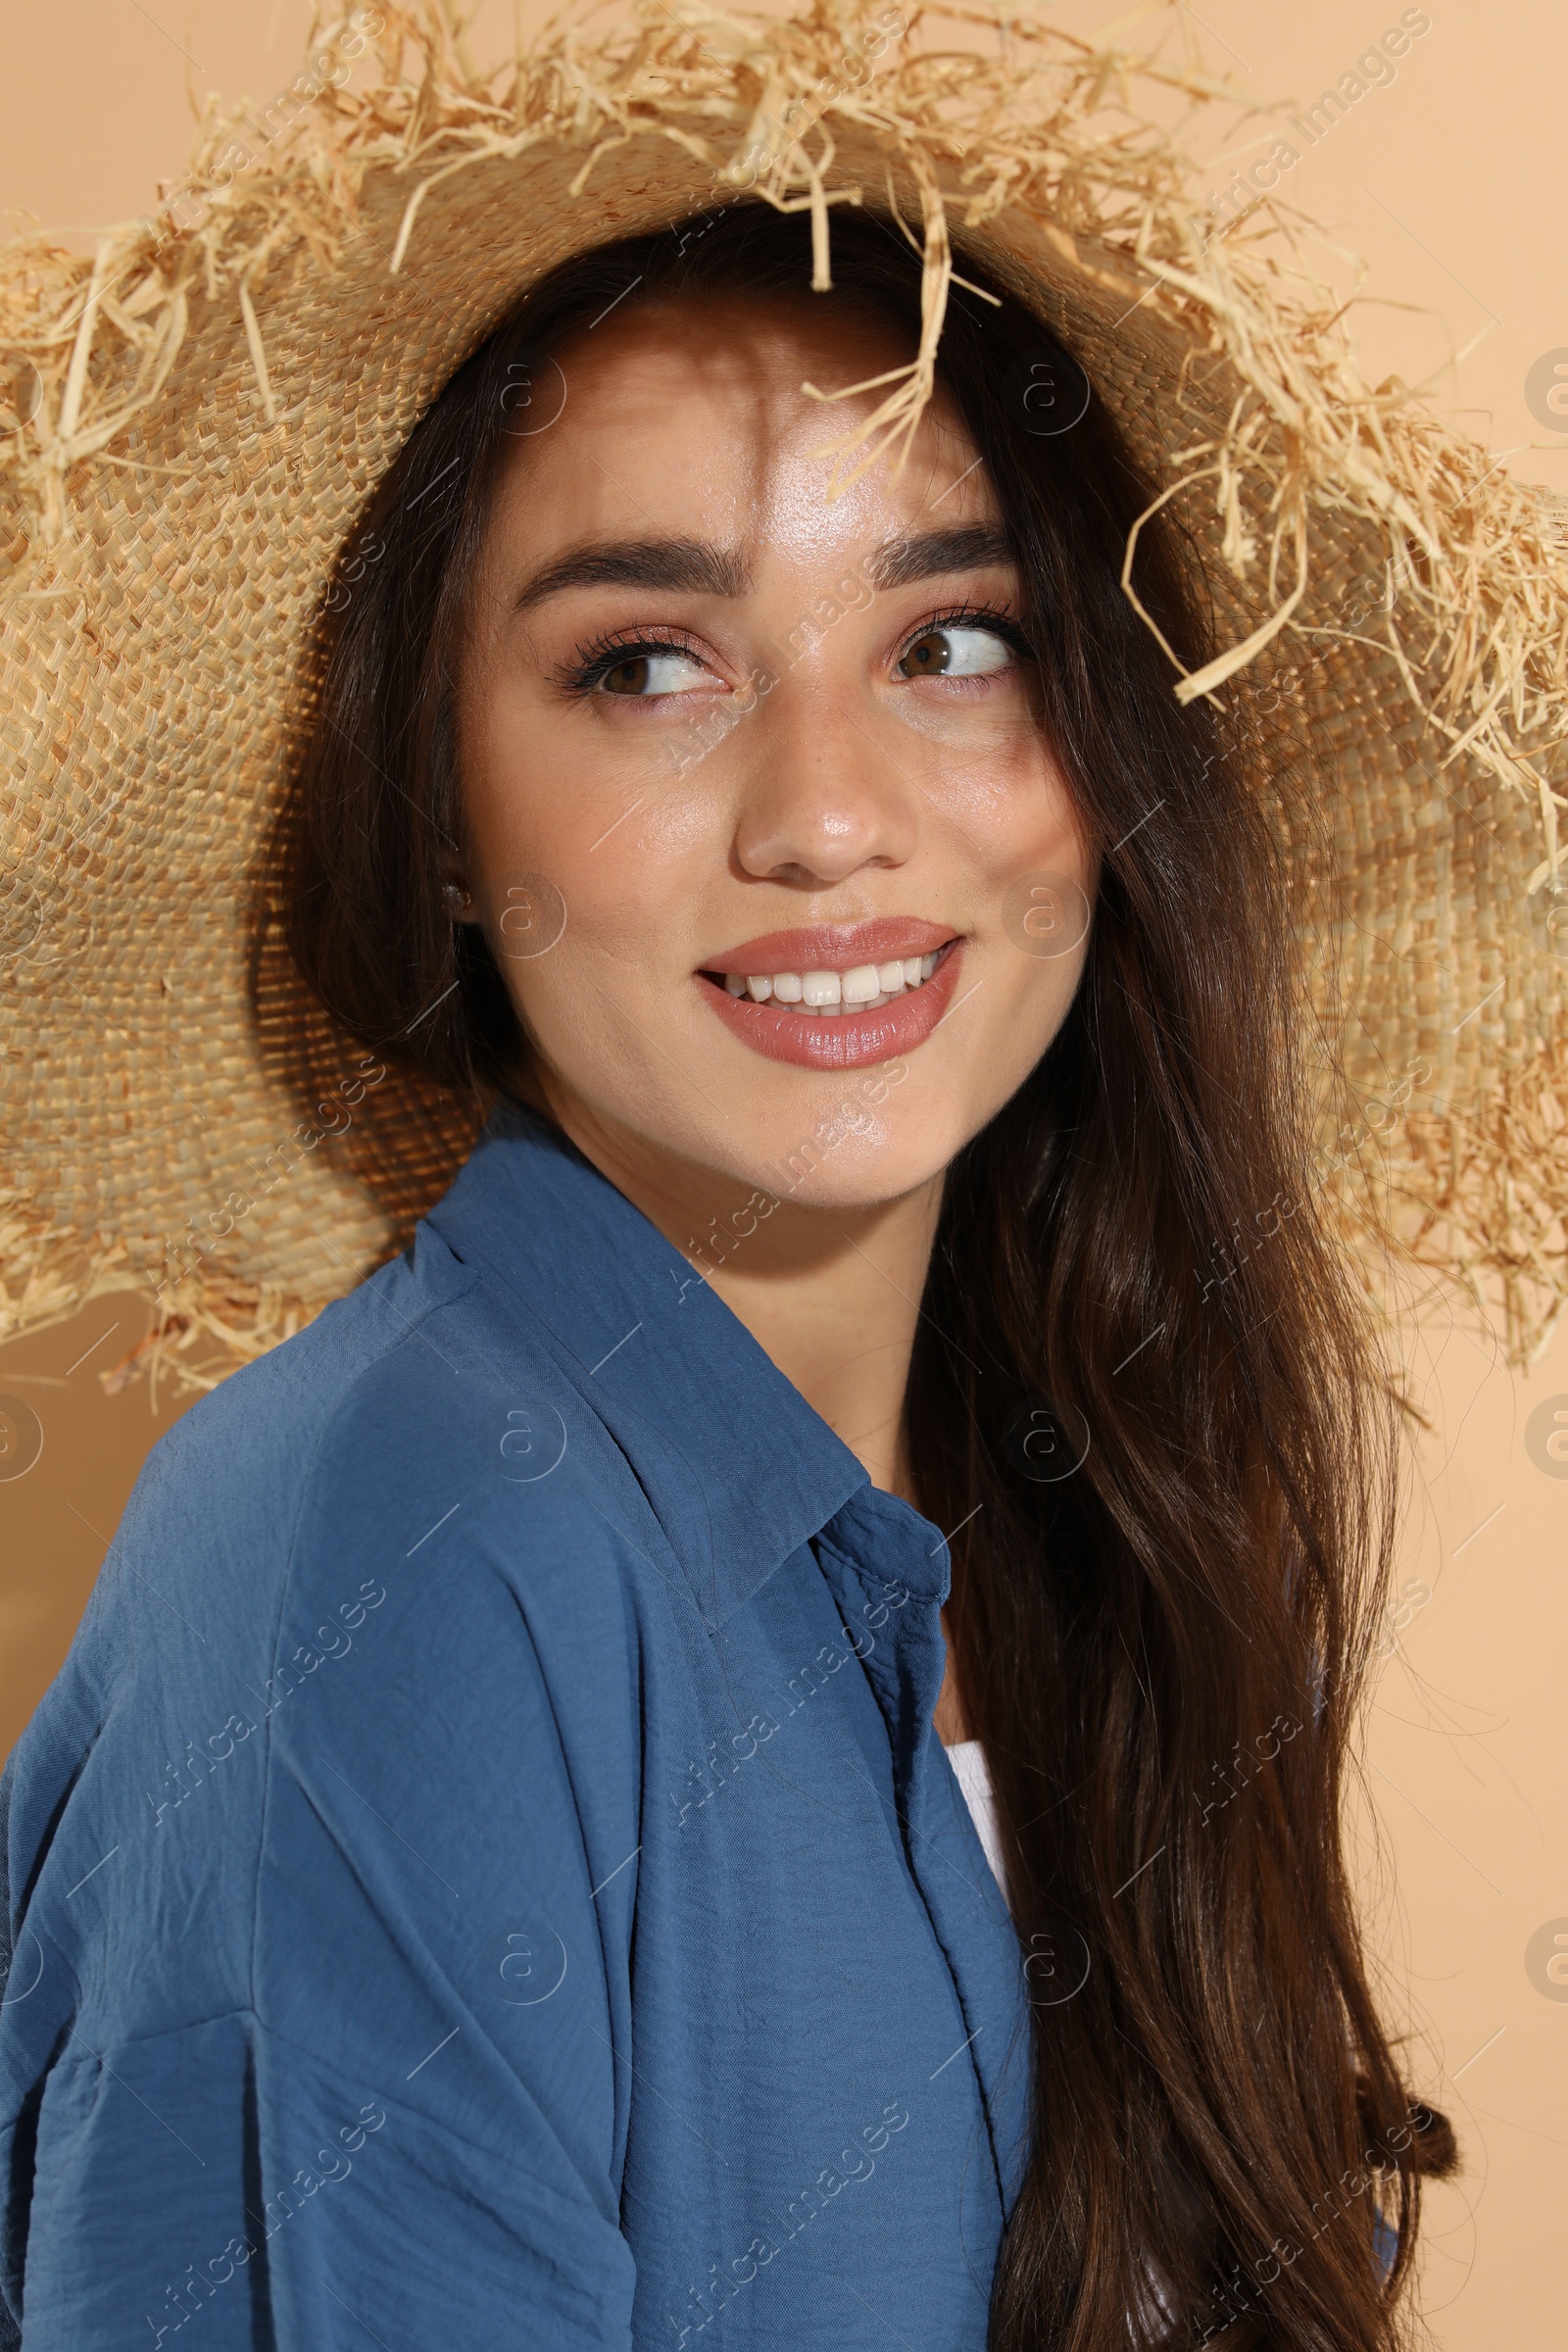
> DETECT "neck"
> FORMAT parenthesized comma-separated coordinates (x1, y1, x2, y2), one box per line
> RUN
(537, 1087, 944, 1498)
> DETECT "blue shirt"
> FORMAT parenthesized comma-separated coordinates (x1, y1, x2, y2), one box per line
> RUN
(0, 1106, 1033, 2351)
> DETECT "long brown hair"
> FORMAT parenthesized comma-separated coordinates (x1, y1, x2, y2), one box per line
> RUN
(269, 200, 1454, 2349)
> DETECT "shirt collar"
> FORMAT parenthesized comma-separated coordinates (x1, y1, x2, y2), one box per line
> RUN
(425, 1103, 950, 1628)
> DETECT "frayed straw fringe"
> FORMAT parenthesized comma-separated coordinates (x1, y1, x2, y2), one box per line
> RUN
(2, 0, 1566, 1386)
(1322, 1088, 1568, 1372)
(0, 1189, 310, 1402)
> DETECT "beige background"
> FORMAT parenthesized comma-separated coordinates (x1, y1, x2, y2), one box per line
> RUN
(2, 4, 1565, 2343)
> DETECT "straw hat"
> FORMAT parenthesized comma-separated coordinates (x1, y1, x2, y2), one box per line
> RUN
(2, 0, 1565, 1387)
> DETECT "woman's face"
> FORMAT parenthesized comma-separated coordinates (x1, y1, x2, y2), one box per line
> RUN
(456, 293, 1094, 1212)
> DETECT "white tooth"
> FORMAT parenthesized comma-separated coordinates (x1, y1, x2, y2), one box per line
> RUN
(772, 971, 804, 1003)
(877, 960, 906, 994)
(724, 972, 747, 996)
(802, 969, 842, 1007)
(843, 963, 881, 1004)
(817, 1001, 844, 1015)
(746, 974, 772, 1002)
(903, 956, 922, 987)
(919, 953, 938, 980)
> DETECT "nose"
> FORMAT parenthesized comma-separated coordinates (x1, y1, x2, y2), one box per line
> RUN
(730, 666, 919, 888)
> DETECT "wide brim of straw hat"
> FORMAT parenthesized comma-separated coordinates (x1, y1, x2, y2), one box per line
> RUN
(1, 0, 1566, 1389)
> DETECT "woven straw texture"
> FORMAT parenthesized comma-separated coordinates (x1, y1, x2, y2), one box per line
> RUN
(1, 0, 1566, 1385)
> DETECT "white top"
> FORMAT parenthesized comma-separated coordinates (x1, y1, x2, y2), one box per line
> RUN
(943, 1739, 1009, 1902)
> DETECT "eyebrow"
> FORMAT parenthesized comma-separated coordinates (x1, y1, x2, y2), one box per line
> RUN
(863, 522, 1015, 589)
(511, 521, 1015, 613)
(513, 538, 751, 612)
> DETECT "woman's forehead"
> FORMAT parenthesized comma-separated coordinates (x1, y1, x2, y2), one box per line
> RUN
(489, 293, 993, 566)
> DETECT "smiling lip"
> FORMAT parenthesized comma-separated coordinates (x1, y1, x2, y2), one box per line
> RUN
(702, 918, 957, 975)
(698, 935, 966, 1070)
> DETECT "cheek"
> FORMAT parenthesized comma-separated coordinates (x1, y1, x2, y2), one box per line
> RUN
(898, 702, 1085, 883)
(463, 676, 713, 965)
(970, 735, 1095, 940)
(947, 746, 1094, 1093)
(991, 928, 1092, 1074)
(462, 642, 727, 887)
(458, 671, 752, 1147)
(469, 788, 721, 1096)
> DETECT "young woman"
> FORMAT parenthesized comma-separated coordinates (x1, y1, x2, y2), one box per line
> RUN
(0, 202, 1453, 2350)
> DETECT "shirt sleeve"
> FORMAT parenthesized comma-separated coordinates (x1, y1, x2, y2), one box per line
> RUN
(0, 1340, 644, 2351)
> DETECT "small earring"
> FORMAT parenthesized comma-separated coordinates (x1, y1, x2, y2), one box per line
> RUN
(442, 880, 472, 917)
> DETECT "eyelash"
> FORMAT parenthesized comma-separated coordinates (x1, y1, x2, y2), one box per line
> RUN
(561, 625, 707, 695)
(909, 603, 1036, 665)
(559, 603, 1035, 696)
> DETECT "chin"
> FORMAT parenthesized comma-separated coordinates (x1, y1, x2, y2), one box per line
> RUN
(711, 1100, 971, 1215)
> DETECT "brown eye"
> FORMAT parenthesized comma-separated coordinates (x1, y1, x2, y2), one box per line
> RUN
(592, 648, 708, 697)
(897, 623, 1016, 681)
(900, 630, 951, 676)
